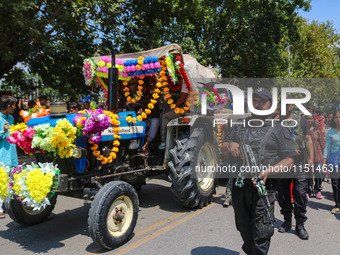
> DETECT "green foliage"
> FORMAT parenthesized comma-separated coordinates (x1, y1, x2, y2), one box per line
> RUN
(0, 0, 122, 96)
(283, 19, 340, 110)
(0, 67, 32, 95)
(290, 19, 340, 78)
(7, 0, 340, 103)
(110, 0, 311, 78)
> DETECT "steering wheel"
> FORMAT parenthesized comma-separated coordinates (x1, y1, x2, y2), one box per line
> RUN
(124, 102, 146, 112)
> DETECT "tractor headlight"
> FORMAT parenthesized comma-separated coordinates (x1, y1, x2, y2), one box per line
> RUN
(73, 147, 87, 158)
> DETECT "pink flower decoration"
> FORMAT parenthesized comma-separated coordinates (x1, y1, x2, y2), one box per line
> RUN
(23, 127, 35, 139)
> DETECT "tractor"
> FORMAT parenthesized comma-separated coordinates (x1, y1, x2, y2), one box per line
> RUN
(6, 44, 221, 250)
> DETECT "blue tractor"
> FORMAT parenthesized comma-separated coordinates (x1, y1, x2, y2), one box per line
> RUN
(6, 44, 220, 250)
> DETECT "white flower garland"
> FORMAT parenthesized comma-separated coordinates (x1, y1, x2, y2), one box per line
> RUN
(12, 163, 59, 211)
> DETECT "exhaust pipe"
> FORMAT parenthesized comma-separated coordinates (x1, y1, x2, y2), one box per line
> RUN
(108, 43, 118, 111)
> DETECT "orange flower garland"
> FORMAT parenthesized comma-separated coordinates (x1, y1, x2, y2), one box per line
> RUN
(89, 112, 121, 165)
(217, 124, 223, 148)
(122, 56, 162, 123)
(123, 76, 144, 104)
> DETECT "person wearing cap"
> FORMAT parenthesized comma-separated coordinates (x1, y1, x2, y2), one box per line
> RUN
(221, 88, 296, 255)
(276, 101, 314, 240)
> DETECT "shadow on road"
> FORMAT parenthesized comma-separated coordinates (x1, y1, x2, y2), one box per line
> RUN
(138, 182, 193, 213)
(191, 246, 240, 255)
(318, 191, 334, 202)
(0, 203, 90, 253)
(307, 200, 334, 212)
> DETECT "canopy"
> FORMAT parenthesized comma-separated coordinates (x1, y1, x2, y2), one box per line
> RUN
(83, 43, 218, 93)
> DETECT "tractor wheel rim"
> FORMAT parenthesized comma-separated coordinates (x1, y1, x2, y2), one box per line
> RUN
(107, 195, 133, 237)
(22, 204, 44, 215)
(196, 143, 216, 191)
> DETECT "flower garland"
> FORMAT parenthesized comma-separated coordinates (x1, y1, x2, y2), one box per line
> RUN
(92, 56, 162, 83)
(82, 109, 111, 143)
(50, 119, 77, 158)
(0, 163, 11, 202)
(96, 57, 131, 81)
(7, 127, 36, 155)
(20, 107, 50, 124)
(123, 56, 161, 78)
(83, 58, 97, 86)
(121, 56, 161, 123)
(31, 124, 56, 156)
(89, 111, 121, 165)
(123, 76, 145, 103)
(216, 125, 223, 148)
(9, 163, 59, 211)
(207, 64, 222, 81)
(9, 122, 27, 135)
(175, 56, 192, 91)
(158, 58, 191, 114)
(165, 54, 177, 83)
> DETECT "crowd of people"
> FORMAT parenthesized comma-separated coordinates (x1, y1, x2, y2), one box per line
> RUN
(221, 87, 340, 255)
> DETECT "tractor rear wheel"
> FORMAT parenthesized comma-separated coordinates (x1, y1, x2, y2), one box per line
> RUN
(169, 126, 219, 208)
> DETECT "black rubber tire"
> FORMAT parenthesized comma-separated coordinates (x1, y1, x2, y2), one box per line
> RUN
(88, 181, 139, 250)
(5, 194, 57, 226)
(169, 127, 219, 208)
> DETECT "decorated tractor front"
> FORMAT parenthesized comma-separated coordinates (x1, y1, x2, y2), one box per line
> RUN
(20, 109, 146, 176)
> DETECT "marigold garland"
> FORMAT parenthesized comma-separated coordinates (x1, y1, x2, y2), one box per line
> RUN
(123, 75, 145, 104)
(0, 163, 11, 202)
(89, 112, 121, 165)
(122, 56, 161, 123)
(216, 124, 223, 148)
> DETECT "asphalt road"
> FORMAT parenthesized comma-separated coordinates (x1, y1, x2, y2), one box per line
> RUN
(1, 175, 339, 255)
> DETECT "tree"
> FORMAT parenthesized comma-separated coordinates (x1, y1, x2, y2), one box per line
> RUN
(290, 19, 340, 78)
(286, 19, 340, 110)
(112, 0, 311, 78)
(0, 0, 122, 95)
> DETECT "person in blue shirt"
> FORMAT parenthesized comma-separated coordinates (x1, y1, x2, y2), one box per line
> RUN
(323, 109, 340, 214)
(0, 95, 18, 219)
(0, 95, 18, 167)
